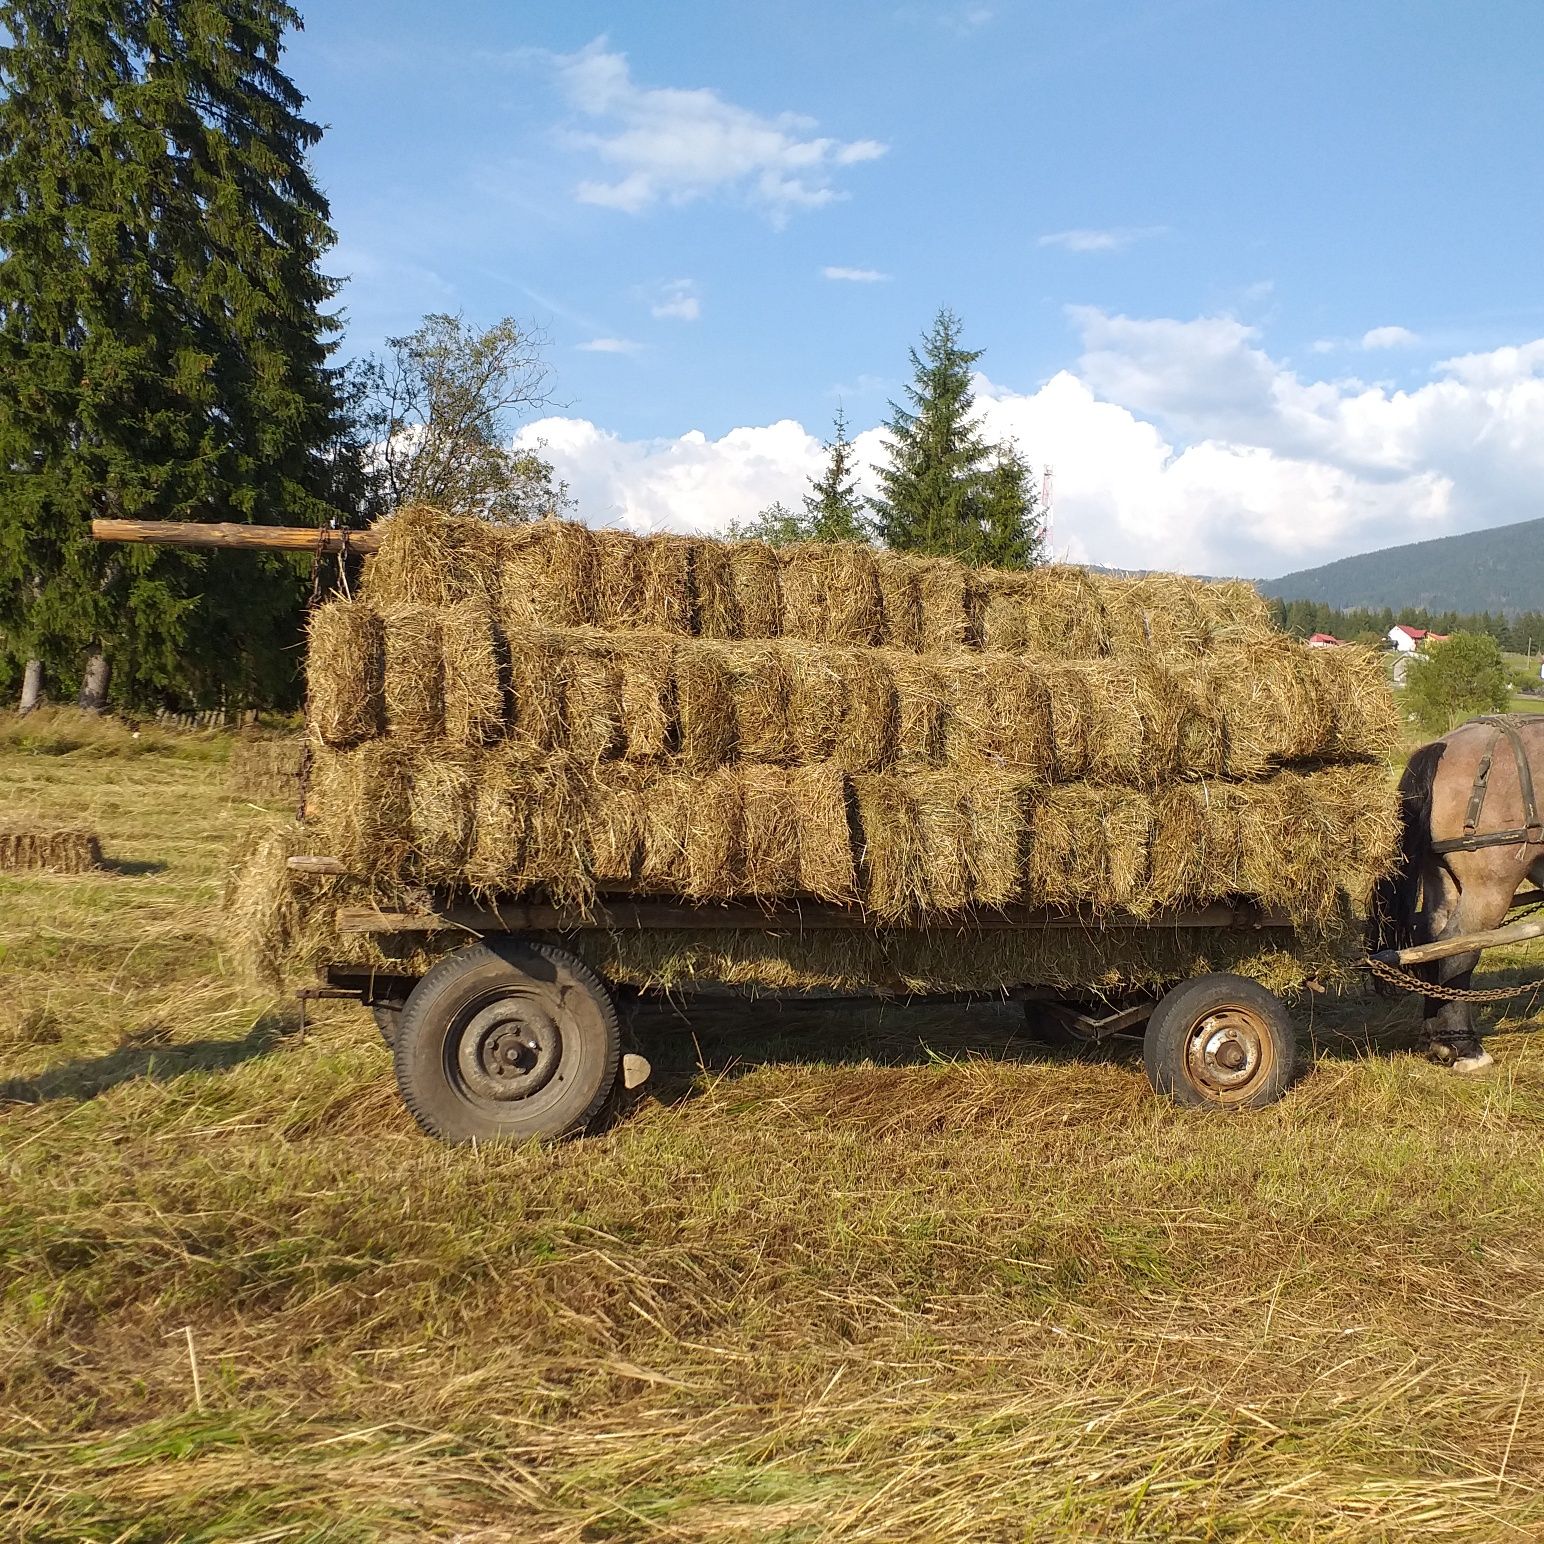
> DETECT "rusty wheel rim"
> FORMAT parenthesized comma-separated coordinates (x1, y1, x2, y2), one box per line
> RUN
(1182, 1005, 1274, 1105)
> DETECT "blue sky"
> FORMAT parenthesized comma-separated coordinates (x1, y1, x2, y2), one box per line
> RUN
(285, 1, 1544, 577)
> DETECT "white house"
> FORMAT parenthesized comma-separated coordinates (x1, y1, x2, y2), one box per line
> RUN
(1388, 624, 1448, 654)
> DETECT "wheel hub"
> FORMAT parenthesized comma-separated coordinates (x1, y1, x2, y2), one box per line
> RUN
(1185, 1008, 1271, 1100)
(456, 1000, 562, 1102)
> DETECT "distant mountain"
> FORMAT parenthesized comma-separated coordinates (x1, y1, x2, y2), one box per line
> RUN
(1262, 517, 1544, 614)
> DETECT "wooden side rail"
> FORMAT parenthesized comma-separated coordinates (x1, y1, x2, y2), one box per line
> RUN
(334, 899, 1293, 937)
(92, 518, 383, 554)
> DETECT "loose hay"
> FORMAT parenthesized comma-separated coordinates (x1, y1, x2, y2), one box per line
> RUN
(0, 827, 104, 873)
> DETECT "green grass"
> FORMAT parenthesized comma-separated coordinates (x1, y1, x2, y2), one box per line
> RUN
(3, 714, 1544, 1540)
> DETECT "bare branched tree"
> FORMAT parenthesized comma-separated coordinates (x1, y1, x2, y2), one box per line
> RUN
(357, 313, 571, 522)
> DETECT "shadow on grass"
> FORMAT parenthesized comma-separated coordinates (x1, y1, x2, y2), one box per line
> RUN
(627, 993, 1139, 1106)
(99, 855, 170, 877)
(0, 1013, 298, 1107)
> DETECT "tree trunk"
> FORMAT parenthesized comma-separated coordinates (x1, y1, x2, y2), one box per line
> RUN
(18, 658, 43, 714)
(78, 648, 111, 713)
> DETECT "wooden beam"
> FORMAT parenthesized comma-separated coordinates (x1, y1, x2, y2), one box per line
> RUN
(1375, 916, 1544, 968)
(335, 899, 1291, 937)
(92, 518, 383, 554)
(286, 856, 347, 875)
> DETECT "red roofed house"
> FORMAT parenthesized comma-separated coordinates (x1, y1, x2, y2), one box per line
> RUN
(1306, 632, 1343, 648)
(1388, 624, 1449, 654)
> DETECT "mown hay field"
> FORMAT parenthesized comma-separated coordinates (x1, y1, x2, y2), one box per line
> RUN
(3, 715, 1544, 1541)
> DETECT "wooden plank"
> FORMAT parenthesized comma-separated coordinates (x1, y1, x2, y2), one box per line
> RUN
(286, 856, 347, 875)
(335, 899, 1291, 937)
(92, 518, 383, 554)
(1376, 916, 1544, 968)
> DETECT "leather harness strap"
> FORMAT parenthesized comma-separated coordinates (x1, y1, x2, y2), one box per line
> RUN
(1431, 713, 1544, 855)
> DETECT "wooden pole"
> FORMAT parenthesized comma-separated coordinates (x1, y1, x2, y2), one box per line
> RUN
(1374, 916, 1544, 968)
(91, 518, 383, 554)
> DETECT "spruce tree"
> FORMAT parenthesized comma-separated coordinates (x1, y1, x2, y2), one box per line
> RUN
(0, 0, 357, 711)
(871, 308, 1041, 569)
(803, 405, 871, 543)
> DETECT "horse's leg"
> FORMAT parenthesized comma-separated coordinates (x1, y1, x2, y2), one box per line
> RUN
(1419, 861, 1492, 1074)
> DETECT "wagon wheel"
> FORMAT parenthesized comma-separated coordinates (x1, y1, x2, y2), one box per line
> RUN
(392, 939, 622, 1144)
(1142, 973, 1299, 1110)
(370, 1002, 404, 1046)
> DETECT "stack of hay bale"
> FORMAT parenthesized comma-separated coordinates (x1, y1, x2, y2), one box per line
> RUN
(241, 503, 1400, 994)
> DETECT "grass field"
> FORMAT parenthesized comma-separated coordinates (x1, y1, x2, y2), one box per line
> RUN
(3, 714, 1544, 1541)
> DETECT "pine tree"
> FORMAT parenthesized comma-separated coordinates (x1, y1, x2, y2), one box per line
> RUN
(803, 406, 871, 543)
(871, 308, 1041, 569)
(0, 0, 357, 712)
(977, 440, 1044, 569)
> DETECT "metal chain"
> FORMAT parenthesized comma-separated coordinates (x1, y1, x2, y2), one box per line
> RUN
(1361, 952, 1543, 1004)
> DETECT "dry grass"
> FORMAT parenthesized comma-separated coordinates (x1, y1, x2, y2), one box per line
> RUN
(3, 729, 1544, 1540)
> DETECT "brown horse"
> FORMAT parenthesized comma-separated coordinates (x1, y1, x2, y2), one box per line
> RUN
(1371, 714, 1544, 1072)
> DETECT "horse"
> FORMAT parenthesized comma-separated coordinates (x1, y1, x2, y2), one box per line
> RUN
(1370, 714, 1544, 1072)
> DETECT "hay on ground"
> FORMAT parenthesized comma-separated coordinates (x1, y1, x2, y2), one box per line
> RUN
(307, 601, 385, 748)
(0, 826, 104, 873)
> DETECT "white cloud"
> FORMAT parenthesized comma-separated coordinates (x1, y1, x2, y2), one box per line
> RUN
(517, 312, 1544, 579)
(577, 337, 641, 354)
(1361, 325, 1419, 349)
(1038, 226, 1165, 253)
(552, 40, 887, 222)
(822, 265, 890, 283)
(650, 278, 701, 321)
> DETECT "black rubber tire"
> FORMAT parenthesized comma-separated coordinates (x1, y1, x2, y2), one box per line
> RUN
(370, 1003, 403, 1047)
(1143, 973, 1298, 1110)
(392, 939, 621, 1144)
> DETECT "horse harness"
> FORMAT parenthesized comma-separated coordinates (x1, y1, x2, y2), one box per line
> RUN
(1430, 714, 1544, 856)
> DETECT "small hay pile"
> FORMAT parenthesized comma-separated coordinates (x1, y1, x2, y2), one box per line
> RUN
(234, 506, 1400, 995)
(0, 826, 104, 873)
(227, 736, 306, 803)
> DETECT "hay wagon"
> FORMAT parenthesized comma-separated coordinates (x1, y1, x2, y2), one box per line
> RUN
(99, 514, 1410, 1143)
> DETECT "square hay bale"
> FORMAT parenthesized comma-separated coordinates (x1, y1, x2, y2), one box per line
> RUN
(740, 765, 802, 895)
(916, 556, 979, 652)
(593, 527, 645, 627)
(780, 543, 883, 646)
(852, 774, 927, 917)
(505, 633, 569, 755)
(674, 642, 736, 772)
(0, 827, 104, 873)
(307, 601, 385, 748)
(498, 519, 600, 631)
(611, 636, 677, 760)
(639, 534, 694, 633)
(1309, 645, 1401, 762)
(1024, 785, 1154, 912)
(727, 540, 783, 638)
(728, 642, 795, 764)
(407, 756, 477, 883)
(1195, 578, 1276, 649)
(363, 503, 505, 608)
(1208, 638, 1335, 775)
(467, 751, 591, 907)
(1104, 575, 1212, 659)
(1042, 661, 1207, 786)
(1309, 762, 1401, 907)
(640, 768, 743, 900)
(891, 655, 950, 766)
(440, 602, 507, 748)
(581, 764, 647, 885)
(781, 644, 896, 771)
(963, 773, 1032, 908)
(308, 742, 415, 883)
(562, 638, 625, 763)
(876, 555, 924, 651)
(1148, 782, 1237, 910)
(691, 538, 742, 639)
(945, 654, 1053, 773)
(792, 764, 858, 903)
(978, 567, 1111, 658)
(784, 647, 849, 763)
(380, 605, 446, 742)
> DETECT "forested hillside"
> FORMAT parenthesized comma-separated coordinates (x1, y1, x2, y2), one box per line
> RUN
(1263, 516, 1544, 614)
